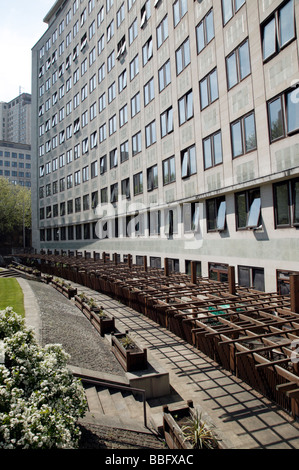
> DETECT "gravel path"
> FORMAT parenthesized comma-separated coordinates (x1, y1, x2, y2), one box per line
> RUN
(27, 280, 125, 377)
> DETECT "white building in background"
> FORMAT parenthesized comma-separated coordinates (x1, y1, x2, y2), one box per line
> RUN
(31, 0, 299, 293)
(0, 92, 32, 186)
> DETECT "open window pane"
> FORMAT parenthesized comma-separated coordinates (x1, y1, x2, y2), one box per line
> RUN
(247, 196, 261, 228)
(217, 200, 226, 230)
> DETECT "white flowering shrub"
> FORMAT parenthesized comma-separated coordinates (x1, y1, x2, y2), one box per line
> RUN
(0, 307, 87, 449)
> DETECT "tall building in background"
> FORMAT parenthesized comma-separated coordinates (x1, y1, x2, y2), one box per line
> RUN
(0, 92, 32, 186)
(31, 0, 299, 293)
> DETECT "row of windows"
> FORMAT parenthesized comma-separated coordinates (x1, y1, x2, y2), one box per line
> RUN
(0, 151, 31, 160)
(0, 161, 31, 169)
(38, 83, 298, 185)
(0, 170, 31, 179)
(40, 177, 299, 235)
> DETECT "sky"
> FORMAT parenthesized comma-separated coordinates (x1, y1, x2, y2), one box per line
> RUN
(0, 0, 55, 102)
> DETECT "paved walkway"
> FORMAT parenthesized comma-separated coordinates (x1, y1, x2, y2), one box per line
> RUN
(18, 276, 299, 449)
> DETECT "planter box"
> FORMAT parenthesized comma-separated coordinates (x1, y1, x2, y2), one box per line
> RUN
(111, 332, 147, 372)
(163, 402, 219, 450)
(62, 285, 77, 299)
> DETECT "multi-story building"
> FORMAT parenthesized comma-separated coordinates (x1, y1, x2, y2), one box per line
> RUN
(0, 93, 32, 145)
(0, 141, 32, 187)
(0, 93, 32, 187)
(31, 0, 299, 293)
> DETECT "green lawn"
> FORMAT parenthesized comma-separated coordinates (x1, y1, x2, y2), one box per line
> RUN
(0, 278, 25, 316)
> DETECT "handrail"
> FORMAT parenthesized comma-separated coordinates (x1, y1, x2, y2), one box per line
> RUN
(74, 374, 147, 428)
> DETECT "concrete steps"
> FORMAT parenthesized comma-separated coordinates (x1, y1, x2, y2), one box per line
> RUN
(0, 269, 16, 278)
(85, 384, 145, 425)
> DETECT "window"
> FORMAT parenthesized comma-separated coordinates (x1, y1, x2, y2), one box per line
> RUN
(262, 0, 295, 62)
(107, 50, 115, 72)
(82, 165, 89, 183)
(130, 55, 139, 80)
(74, 170, 81, 186)
(158, 60, 171, 91)
(199, 69, 219, 109)
(149, 210, 160, 236)
(175, 38, 190, 75)
(83, 194, 90, 211)
(107, 19, 114, 42)
(82, 137, 89, 154)
(206, 197, 226, 231)
(67, 200, 73, 215)
(226, 39, 250, 89)
(120, 140, 129, 163)
(183, 202, 199, 232)
(90, 131, 97, 149)
(76, 225, 82, 240)
(141, 0, 151, 28)
(277, 269, 299, 295)
(178, 90, 193, 125)
(164, 208, 178, 237)
(157, 15, 168, 48)
(209, 262, 228, 282)
(231, 112, 256, 157)
(273, 178, 299, 228)
(67, 174, 73, 189)
(101, 187, 108, 204)
(144, 78, 154, 106)
(196, 9, 214, 54)
(109, 114, 117, 135)
(163, 156, 175, 185)
(238, 266, 265, 292)
(173, 0, 187, 27)
(119, 104, 128, 127)
(117, 3, 125, 27)
(118, 69, 127, 93)
(91, 161, 98, 179)
(129, 18, 138, 44)
(75, 197, 81, 213)
(147, 165, 158, 191)
(99, 123, 107, 142)
(98, 34, 105, 55)
(108, 82, 116, 104)
(203, 131, 223, 169)
(98, 63, 105, 83)
(142, 37, 153, 66)
(235, 188, 261, 229)
(110, 148, 118, 168)
(160, 107, 173, 138)
(267, 89, 299, 142)
(181, 145, 196, 178)
(110, 183, 118, 204)
(121, 178, 130, 199)
(100, 155, 107, 174)
(92, 191, 98, 209)
(145, 121, 156, 147)
(132, 131, 142, 155)
(99, 92, 106, 113)
(131, 92, 141, 117)
(222, 0, 245, 25)
(133, 172, 143, 195)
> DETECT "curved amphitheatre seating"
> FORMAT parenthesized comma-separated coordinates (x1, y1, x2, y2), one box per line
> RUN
(17, 250, 299, 419)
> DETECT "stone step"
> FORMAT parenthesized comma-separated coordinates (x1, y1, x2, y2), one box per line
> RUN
(85, 386, 104, 415)
(109, 390, 132, 417)
(97, 388, 117, 416)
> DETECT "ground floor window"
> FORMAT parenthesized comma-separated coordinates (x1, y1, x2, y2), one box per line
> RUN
(238, 265, 265, 291)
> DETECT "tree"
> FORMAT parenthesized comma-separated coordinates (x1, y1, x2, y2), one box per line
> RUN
(0, 307, 87, 449)
(0, 177, 31, 247)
